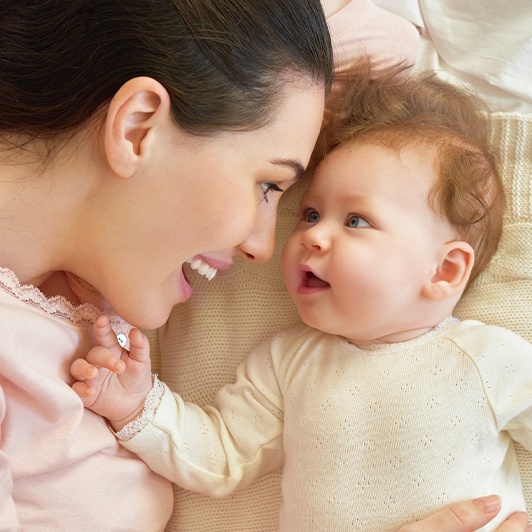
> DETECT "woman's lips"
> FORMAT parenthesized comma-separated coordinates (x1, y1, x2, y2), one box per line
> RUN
(179, 266, 193, 302)
(175, 255, 232, 304)
(185, 255, 232, 281)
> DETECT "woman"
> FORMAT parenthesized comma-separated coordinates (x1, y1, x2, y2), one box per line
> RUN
(0, 0, 526, 530)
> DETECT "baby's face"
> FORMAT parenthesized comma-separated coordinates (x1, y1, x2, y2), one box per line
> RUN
(281, 141, 455, 345)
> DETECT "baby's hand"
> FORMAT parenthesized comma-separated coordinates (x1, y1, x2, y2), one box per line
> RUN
(71, 315, 153, 430)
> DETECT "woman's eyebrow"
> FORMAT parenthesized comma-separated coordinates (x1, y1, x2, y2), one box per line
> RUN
(271, 158, 306, 181)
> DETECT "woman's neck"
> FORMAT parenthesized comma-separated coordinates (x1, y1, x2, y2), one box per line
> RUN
(0, 138, 97, 289)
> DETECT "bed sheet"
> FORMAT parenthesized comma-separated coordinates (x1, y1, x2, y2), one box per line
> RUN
(373, 0, 532, 114)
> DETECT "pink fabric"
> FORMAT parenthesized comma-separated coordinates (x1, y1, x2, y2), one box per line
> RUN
(0, 268, 173, 531)
(327, 0, 420, 76)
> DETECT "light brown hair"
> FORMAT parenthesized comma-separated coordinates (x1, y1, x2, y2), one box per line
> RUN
(312, 62, 505, 285)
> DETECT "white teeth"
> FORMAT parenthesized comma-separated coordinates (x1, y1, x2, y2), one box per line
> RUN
(185, 257, 218, 281)
(190, 258, 202, 270)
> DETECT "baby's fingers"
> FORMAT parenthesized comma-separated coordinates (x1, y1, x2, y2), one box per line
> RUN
(127, 328, 151, 365)
(71, 380, 96, 399)
(71, 357, 99, 381)
(86, 346, 125, 374)
(93, 315, 123, 354)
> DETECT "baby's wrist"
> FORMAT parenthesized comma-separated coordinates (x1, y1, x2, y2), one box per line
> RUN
(109, 402, 146, 433)
(107, 374, 164, 441)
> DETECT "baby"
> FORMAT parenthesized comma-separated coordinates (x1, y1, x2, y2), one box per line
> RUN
(72, 65, 532, 531)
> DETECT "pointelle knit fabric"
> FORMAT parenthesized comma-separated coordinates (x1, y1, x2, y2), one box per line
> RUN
(135, 318, 532, 531)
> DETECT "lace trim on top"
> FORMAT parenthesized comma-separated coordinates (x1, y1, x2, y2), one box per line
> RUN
(338, 317, 461, 354)
(0, 266, 122, 328)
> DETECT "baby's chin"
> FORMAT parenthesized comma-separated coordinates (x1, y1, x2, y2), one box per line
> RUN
(297, 311, 332, 335)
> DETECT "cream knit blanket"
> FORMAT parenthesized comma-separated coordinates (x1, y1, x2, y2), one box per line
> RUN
(149, 112, 532, 531)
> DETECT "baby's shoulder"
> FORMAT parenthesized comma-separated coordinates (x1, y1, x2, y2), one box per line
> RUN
(445, 318, 532, 366)
(269, 322, 327, 349)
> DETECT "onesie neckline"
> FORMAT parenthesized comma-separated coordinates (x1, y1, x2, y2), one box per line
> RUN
(337, 317, 460, 354)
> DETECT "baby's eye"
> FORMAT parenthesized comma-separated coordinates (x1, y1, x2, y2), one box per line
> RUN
(303, 209, 320, 223)
(261, 182, 283, 203)
(347, 215, 370, 228)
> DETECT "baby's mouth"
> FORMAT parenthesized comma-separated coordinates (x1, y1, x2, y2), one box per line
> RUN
(303, 270, 330, 288)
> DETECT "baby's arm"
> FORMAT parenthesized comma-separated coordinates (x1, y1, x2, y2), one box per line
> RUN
(118, 336, 285, 497)
(462, 324, 532, 452)
(71, 315, 153, 431)
(72, 323, 285, 495)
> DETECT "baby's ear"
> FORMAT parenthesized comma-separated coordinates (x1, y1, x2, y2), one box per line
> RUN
(423, 241, 474, 300)
(103, 77, 171, 178)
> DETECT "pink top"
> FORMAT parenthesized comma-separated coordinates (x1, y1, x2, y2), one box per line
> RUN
(0, 268, 173, 531)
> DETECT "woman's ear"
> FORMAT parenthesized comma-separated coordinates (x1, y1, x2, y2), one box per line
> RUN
(104, 77, 171, 178)
(423, 241, 475, 300)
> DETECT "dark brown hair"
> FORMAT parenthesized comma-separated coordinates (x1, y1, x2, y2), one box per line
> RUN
(312, 62, 504, 285)
(0, 0, 333, 140)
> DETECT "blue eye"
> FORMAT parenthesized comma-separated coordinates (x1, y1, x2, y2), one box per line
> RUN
(261, 183, 283, 203)
(347, 215, 370, 228)
(304, 209, 320, 223)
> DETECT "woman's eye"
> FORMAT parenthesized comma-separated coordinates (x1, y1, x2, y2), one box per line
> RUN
(261, 182, 283, 203)
(303, 209, 320, 223)
(347, 215, 370, 228)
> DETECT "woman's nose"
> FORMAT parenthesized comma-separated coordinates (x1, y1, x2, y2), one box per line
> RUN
(235, 203, 277, 265)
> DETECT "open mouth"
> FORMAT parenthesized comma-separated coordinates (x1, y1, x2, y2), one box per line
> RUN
(179, 265, 193, 302)
(186, 257, 218, 281)
(302, 270, 330, 289)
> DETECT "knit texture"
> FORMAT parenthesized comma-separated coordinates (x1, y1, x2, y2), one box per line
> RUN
(454, 112, 532, 515)
(148, 113, 532, 530)
(136, 319, 531, 531)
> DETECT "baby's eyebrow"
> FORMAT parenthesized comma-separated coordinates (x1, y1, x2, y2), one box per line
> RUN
(270, 158, 306, 181)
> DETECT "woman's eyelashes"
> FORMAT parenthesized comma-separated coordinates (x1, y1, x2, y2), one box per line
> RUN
(261, 182, 284, 203)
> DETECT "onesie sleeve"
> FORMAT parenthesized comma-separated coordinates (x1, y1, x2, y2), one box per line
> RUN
(120, 336, 285, 497)
(326, 0, 420, 76)
(460, 323, 532, 452)
(0, 388, 19, 530)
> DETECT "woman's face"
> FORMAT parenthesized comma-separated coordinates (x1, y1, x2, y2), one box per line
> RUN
(94, 80, 325, 328)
